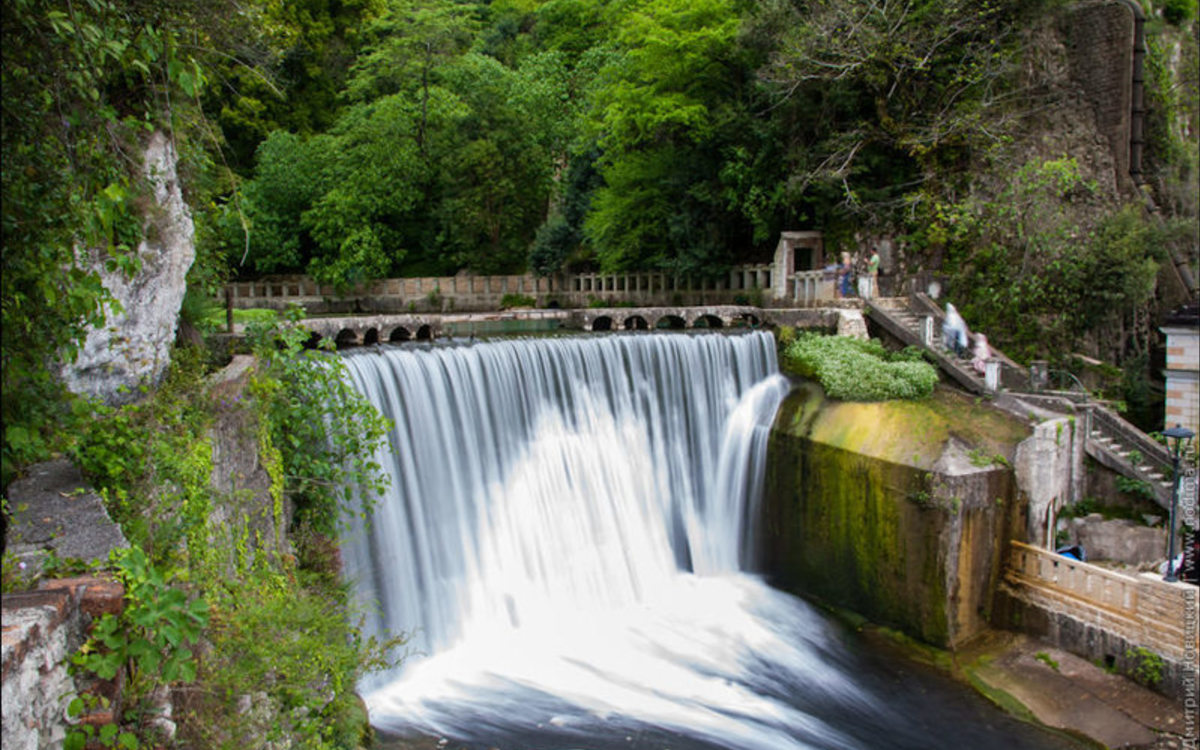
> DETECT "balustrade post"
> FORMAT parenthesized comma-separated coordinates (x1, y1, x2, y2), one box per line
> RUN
(985, 360, 1002, 392)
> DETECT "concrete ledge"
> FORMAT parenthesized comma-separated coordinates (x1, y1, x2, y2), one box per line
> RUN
(962, 632, 1187, 749)
(6, 459, 127, 566)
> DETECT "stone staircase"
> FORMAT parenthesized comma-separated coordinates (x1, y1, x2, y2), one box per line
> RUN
(1084, 404, 1176, 510)
(865, 295, 1014, 395)
(864, 295, 1177, 510)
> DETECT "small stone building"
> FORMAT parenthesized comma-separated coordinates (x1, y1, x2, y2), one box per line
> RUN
(1161, 303, 1199, 439)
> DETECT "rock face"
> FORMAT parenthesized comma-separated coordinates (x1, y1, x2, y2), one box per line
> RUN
(60, 131, 195, 404)
(1066, 514, 1166, 565)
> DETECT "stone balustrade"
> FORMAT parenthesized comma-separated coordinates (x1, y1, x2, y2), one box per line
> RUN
(221, 263, 839, 315)
(1008, 541, 1143, 618)
(1001, 540, 1199, 698)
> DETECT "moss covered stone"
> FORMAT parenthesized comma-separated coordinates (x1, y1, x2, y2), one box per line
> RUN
(762, 381, 1030, 648)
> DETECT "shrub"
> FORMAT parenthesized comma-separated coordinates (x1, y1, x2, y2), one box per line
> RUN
(500, 293, 537, 309)
(246, 306, 390, 536)
(781, 333, 938, 401)
(1163, 0, 1196, 25)
(1125, 646, 1165, 687)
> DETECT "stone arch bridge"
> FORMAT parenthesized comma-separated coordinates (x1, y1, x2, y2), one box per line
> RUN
(301, 305, 769, 348)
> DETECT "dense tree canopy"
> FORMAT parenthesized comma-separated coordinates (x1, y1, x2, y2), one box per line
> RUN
(3, 0, 1198, 475)
(212, 0, 1193, 302)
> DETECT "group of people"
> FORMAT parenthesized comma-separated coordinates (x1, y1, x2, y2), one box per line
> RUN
(836, 248, 880, 300)
(831, 246, 992, 377)
(943, 303, 991, 376)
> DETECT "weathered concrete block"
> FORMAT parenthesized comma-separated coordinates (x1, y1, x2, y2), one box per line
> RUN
(6, 460, 128, 566)
(206, 355, 291, 570)
(763, 383, 1030, 648)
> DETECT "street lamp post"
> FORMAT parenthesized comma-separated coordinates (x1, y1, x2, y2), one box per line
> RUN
(1163, 423, 1195, 583)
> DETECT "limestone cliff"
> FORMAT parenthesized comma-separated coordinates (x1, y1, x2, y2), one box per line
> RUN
(59, 131, 195, 404)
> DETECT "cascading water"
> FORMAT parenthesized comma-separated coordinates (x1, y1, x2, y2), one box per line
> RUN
(338, 332, 1079, 750)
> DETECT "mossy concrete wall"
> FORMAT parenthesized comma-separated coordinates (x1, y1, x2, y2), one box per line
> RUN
(762, 383, 1031, 648)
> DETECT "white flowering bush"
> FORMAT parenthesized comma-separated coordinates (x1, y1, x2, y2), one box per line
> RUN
(781, 333, 938, 401)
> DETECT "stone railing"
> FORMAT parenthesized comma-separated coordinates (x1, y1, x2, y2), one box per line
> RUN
(221, 263, 839, 314)
(787, 269, 836, 307)
(1006, 540, 1198, 662)
(1008, 541, 1140, 616)
(1086, 403, 1175, 475)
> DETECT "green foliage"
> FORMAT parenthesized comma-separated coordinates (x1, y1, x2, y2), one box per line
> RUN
(64, 704, 138, 750)
(1115, 475, 1157, 502)
(68, 547, 208, 748)
(775, 325, 798, 350)
(205, 0, 375, 170)
(583, 0, 757, 275)
(781, 333, 939, 401)
(500, 293, 537, 309)
(1, 548, 34, 593)
(968, 448, 1009, 468)
(1124, 646, 1165, 687)
(1034, 651, 1060, 671)
(1, 0, 153, 482)
(1059, 496, 1151, 523)
(1162, 0, 1196, 25)
(247, 308, 390, 535)
(179, 554, 405, 749)
(71, 350, 216, 564)
(73, 547, 208, 684)
(913, 158, 1165, 362)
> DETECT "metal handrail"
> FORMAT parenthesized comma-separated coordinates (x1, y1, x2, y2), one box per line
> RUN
(1045, 369, 1089, 397)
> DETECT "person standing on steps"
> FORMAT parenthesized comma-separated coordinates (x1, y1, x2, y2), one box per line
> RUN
(839, 252, 853, 298)
(867, 247, 881, 298)
(972, 333, 991, 375)
(943, 303, 970, 358)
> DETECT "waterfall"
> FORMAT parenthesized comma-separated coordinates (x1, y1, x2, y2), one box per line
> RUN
(339, 333, 861, 749)
(336, 331, 1086, 750)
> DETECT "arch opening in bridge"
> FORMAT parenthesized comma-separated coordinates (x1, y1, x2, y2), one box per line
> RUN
(335, 329, 360, 348)
(656, 315, 686, 330)
(416, 324, 433, 340)
(388, 326, 412, 343)
(302, 331, 323, 350)
(363, 328, 380, 346)
(592, 316, 614, 332)
(692, 314, 724, 329)
(624, 315, 648, 331)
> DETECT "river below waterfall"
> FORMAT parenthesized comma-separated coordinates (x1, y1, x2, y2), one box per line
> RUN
(340, 333, 1084, 750)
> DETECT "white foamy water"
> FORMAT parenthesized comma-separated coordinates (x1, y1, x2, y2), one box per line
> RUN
(339, 333, 872, 749)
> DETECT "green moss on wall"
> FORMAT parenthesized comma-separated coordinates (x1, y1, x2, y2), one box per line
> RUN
(789, 386, 1029, 470)
(762, 381, 1027, 647)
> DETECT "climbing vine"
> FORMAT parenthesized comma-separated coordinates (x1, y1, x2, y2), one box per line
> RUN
(246, 307, 390, 536)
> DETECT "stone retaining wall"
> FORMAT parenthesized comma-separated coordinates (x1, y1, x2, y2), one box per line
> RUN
(998, 541, 1199, 698)
(1, 577, 125, 748)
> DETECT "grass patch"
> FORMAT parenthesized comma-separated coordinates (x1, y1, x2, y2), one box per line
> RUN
(201, 307, 280, 330)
